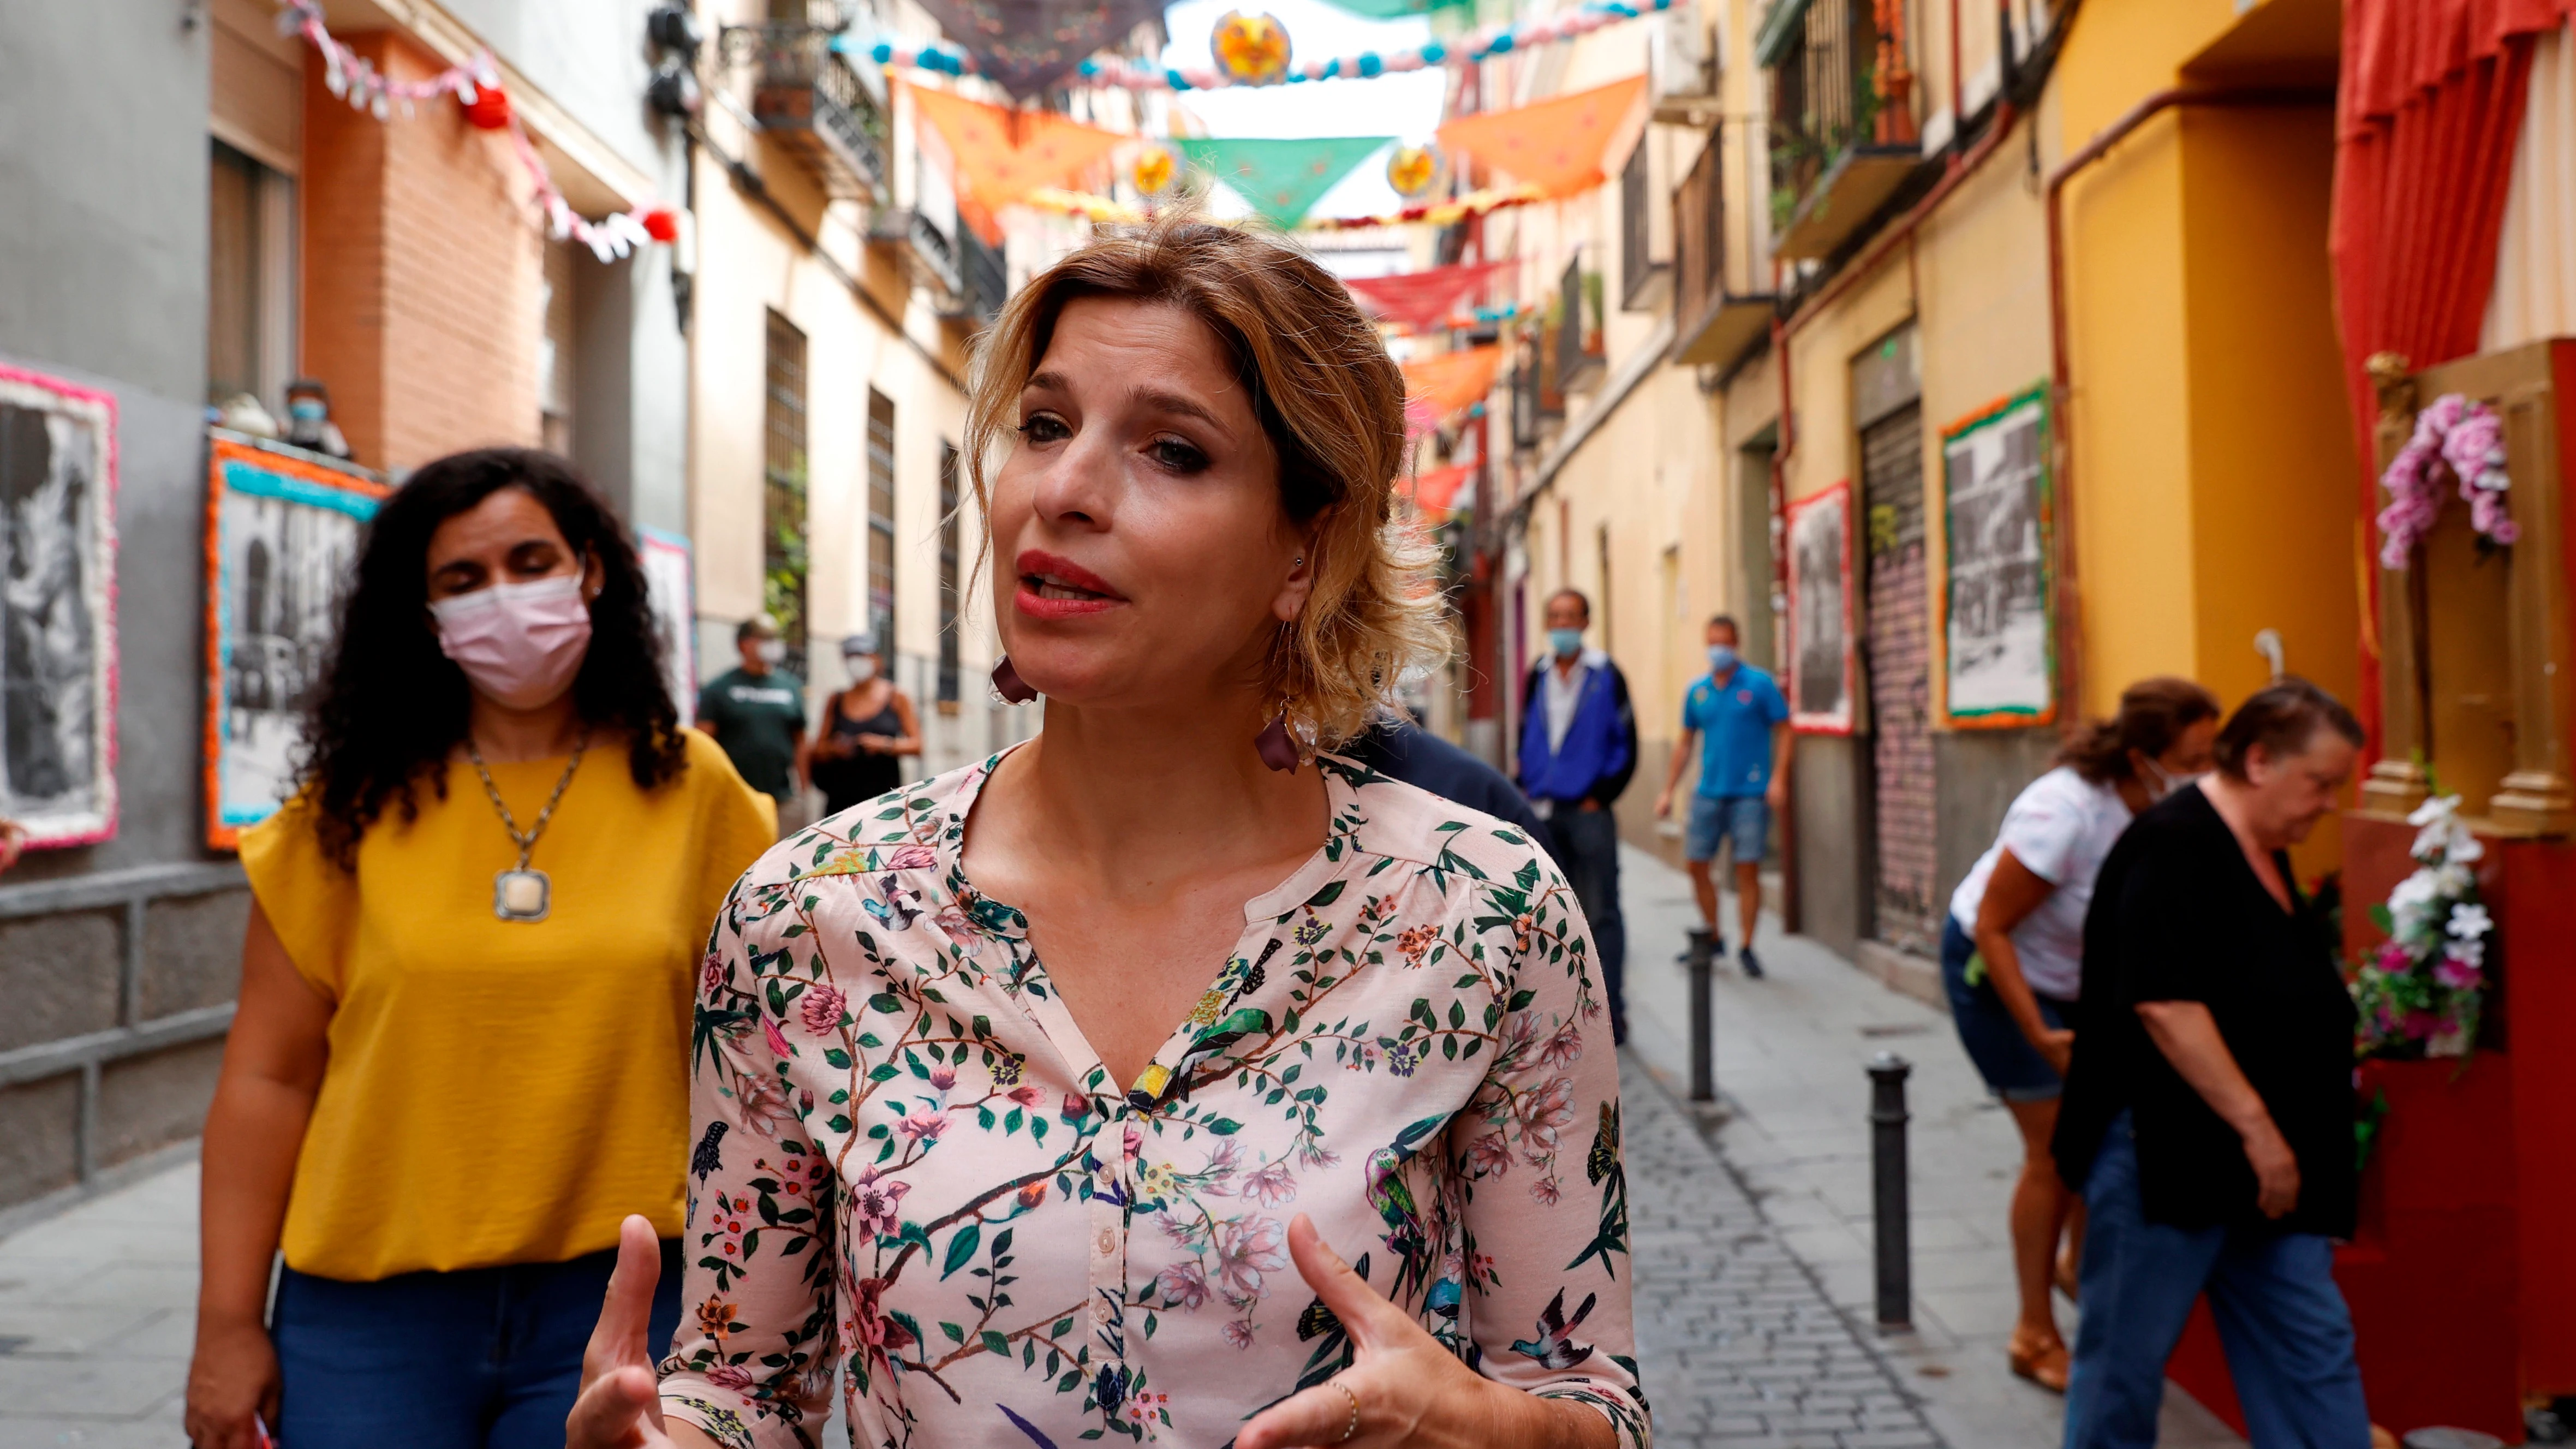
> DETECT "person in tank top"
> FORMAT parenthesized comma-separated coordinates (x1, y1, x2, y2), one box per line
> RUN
(809, 630, 922, 816)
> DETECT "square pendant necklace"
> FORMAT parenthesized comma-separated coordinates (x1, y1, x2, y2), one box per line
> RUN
(468, 731, 589, 923)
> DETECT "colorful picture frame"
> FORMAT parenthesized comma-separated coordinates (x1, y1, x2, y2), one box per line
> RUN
(1785, 480, 1856, 734)
(1937, 386, 2056, 728)
(637, 526, 696, 720)
(204, 433, 389, 849)
(0, 363, 120, 849)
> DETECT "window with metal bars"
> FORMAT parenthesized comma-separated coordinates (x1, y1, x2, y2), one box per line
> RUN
(762, 310, 810, 678)
(937, 443, 962, 702)
(867, 388, 898, 661)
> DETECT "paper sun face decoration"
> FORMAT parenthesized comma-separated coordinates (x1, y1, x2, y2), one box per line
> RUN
(1212, 10, 1292, 86)
(1132, 145, 1177, 196)
(1386, 144, 1441, 199)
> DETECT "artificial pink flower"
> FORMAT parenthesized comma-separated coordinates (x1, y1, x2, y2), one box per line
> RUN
(886, 843, 938, 872)
(1537, 1022, 1584, 1070)
(1222, 1319, 1256, 1350)
(1528, 1174, 1562, 1207)
(1009, 1083, 1047, 1107)
(706, 1364, 755, 1390)
(929, 1064, 957, 1092)
(2434, 956, 2483, 991)
(1467, 1132, 1513, 1178)
(896, 1105, 949, 1142)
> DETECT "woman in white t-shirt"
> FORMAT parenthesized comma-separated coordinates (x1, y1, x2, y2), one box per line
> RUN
(1943, 677, 2219, 1393)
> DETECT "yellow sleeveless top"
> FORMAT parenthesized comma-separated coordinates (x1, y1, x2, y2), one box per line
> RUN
(240, 729, 776, 1281)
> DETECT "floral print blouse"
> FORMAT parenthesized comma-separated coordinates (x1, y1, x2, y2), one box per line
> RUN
(660, 749, 1647, 1449)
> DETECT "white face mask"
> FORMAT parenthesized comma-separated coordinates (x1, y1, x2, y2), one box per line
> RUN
(755, 639, 787, 666)
(844, 655, 878, 682)
(2138, 756, 2185, 802)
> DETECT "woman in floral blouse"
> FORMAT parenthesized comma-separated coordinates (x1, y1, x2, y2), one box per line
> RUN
(570, 217, 1647, 1449)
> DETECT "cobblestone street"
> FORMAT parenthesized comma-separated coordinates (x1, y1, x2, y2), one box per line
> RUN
(0, 846, 2250, 1449)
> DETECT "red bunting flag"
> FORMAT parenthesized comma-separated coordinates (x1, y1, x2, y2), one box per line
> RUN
(1343, 260, 1514, 333)
(1406, 462, 1476, 519)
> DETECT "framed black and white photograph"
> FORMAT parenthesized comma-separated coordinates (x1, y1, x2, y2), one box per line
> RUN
(1786, 480, 1855, 734)
(0, 364, 118, 848)
(204, 433, 385, 849)
(1939, 387, 2056, 728)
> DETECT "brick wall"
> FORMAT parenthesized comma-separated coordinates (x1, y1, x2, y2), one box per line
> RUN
(303, 30, 541, 473)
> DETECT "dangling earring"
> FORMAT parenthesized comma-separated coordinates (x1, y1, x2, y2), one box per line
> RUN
(990, 657, 1037, 703)
(1255, 714, 1300, 772)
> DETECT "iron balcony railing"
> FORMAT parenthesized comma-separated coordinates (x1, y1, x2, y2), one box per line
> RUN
(1758, 0, 1921, 257)
(1669, 120, 1781, 367)
(951, 224, 1007, 325)
(752, 27, 890, 201)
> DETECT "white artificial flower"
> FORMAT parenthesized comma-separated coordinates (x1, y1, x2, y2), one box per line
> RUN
(2449, 902, 2495, 939)
(2410, 794, 2467, 862)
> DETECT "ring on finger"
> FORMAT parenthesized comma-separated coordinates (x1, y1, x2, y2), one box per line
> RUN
(1330, 1379, 1360, 1444)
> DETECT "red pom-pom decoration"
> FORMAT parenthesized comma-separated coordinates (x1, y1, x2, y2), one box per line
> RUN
(463, 82, 513, 130)
(642, 207, 681, 244)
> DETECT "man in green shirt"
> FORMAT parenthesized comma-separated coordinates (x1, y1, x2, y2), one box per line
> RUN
(696, 615, 809, 831)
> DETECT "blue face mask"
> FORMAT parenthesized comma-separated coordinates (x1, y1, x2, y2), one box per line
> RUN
(289, 398, 327, 422)
(1548, 628, 1584, 658)
(1708, 644, 1739, 673)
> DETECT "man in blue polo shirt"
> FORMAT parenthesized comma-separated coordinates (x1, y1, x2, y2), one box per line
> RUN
(1517, 588, 1639, 1042)
(1656, 614, 1790, 977)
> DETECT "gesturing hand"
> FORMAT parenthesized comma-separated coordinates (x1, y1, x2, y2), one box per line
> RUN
(1236, 1216, 1607, 1449)
(568, 1216, 679, 1449)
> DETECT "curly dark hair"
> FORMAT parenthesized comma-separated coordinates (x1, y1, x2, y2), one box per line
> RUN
(293, 448, 688, 867)
(2056, 676, 2222, 784)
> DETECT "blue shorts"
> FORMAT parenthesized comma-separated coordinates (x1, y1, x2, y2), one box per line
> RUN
(1939, 915, 2072, 1102)
(1686, 793, 1769, 863)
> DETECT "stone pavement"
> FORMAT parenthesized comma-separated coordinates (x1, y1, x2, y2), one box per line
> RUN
(1612, 842, 2247, 1449)
(0, 846, 2252, 1449)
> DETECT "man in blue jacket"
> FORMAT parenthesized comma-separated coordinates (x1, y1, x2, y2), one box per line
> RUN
(1517, 588, 1639, 1042)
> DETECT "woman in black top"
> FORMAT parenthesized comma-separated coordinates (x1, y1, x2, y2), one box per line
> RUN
(2053, 679, 2369, 1449)
(808, 631, 921, 816)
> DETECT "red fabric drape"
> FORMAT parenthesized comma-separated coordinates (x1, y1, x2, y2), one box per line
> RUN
(2330, 0, 2570, 754)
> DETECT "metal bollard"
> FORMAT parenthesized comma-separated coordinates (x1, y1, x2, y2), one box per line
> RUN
(1684, 928, 1716, 1101)
(1869, 1051, 1913, 1331)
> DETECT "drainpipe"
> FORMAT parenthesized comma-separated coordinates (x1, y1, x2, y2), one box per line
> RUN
(2043, 83, 2335, 718)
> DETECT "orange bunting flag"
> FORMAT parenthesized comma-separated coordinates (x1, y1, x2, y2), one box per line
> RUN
(906, 82, 1129, 244)
(1406, 462, 1475, 519)
(1399, 345, 1503, 435)
(1434, 75, 1649, 198)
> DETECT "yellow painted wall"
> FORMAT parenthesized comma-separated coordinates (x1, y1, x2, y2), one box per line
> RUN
(2179, 105, 2356, 712)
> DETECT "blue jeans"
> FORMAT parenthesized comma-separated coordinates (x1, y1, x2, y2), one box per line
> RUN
(1685, 794, 1769, 864)
(1542, 806, 1626, 1035)
(2065, 1116, 2369, 1449)
(273, 1239, 683, 1449)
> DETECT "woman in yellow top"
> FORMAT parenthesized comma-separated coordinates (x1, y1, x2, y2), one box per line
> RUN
(182, 449, 774, 1449)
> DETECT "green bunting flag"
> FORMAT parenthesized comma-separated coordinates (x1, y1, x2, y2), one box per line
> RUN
(1176, 136, 1395, 228)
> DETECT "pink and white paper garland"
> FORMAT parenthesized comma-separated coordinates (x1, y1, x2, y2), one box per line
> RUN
(277, 0, 672, 261)
(2376, 392, 2517, 568)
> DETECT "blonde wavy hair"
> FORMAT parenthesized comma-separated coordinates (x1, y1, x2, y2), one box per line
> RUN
(961, 214, 1453, 748)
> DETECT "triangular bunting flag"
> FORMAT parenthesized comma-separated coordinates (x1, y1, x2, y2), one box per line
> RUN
(1344, 260, 1514, 333)
(1399, 345, 1502, 435)
(1176, 136, 1394, 229)
(1406, 462, 1475, 518)
(910, 0, 1171, 98)
(908, 82, 1129, 245)
(1435, 75, 1649, 198)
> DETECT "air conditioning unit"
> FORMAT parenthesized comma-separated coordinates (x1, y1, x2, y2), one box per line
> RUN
(1650, 8, 1717, 120)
